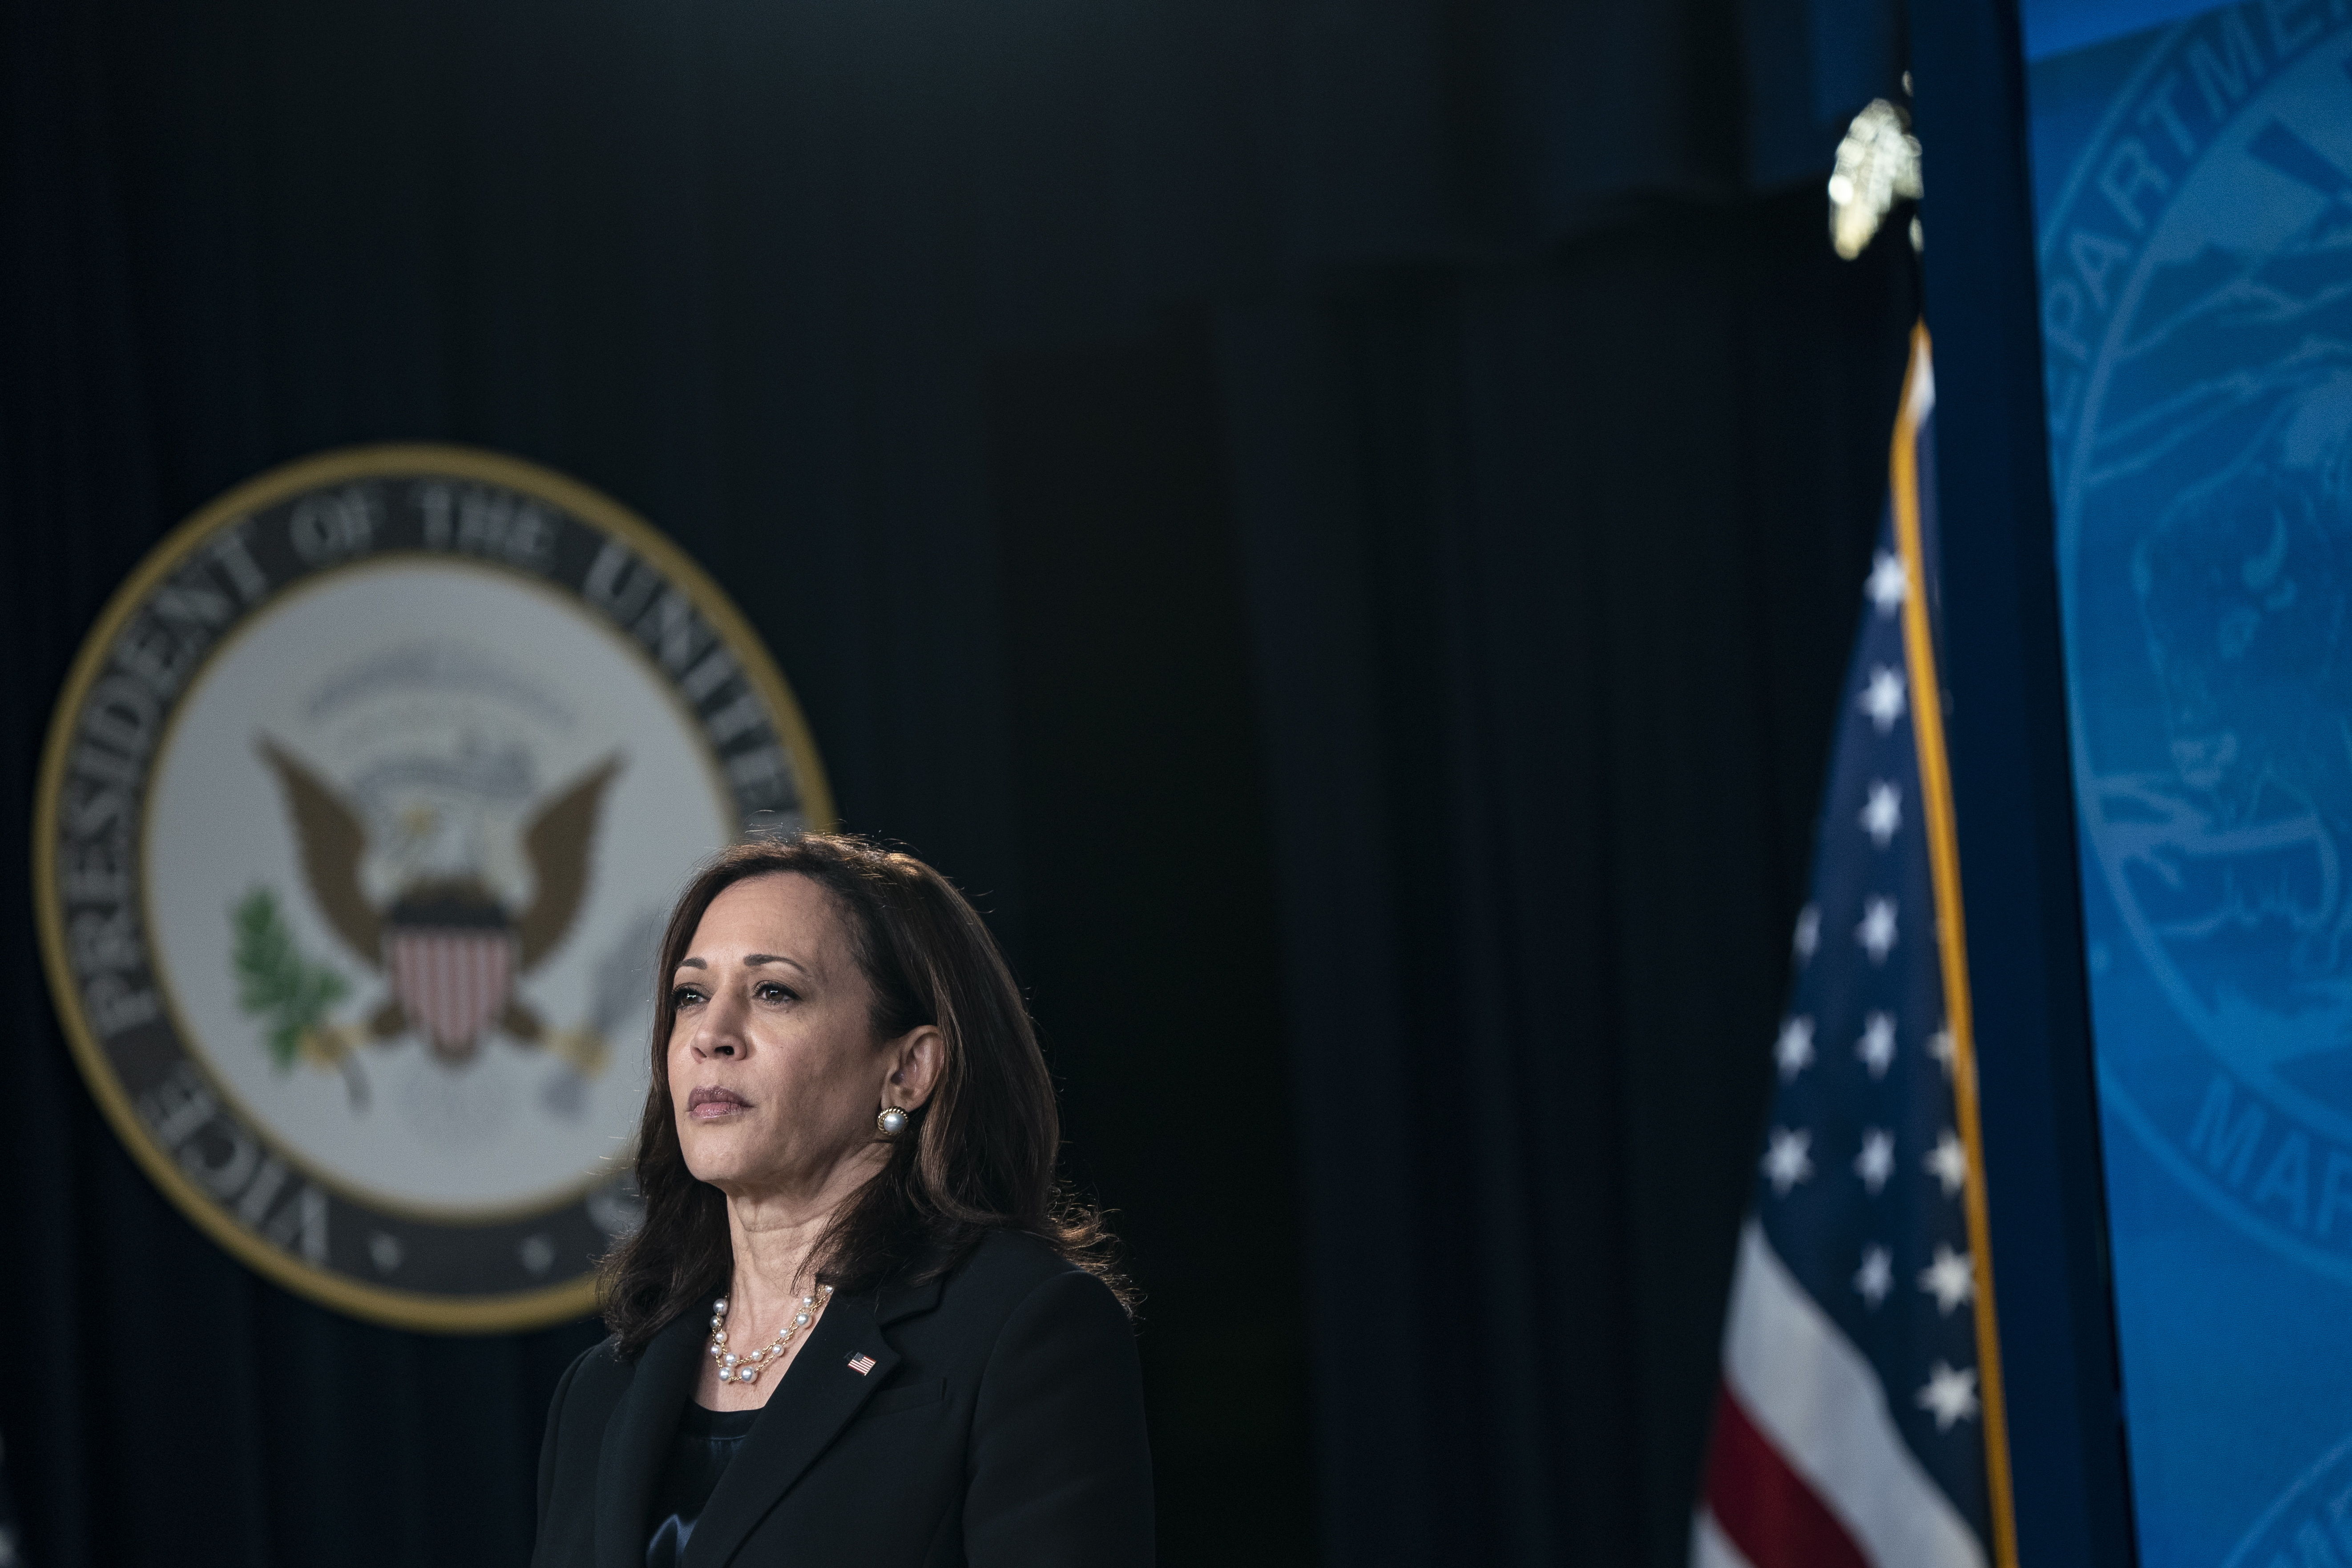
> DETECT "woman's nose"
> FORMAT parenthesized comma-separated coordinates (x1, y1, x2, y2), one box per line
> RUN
(694, 992, 746, 1058)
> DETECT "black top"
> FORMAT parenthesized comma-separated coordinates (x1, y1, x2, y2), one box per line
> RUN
(533, 1230, 1154, 1568)
(644, 1403, 761, 1568)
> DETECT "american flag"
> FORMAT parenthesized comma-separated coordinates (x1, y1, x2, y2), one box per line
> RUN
(1693, 334, 2017, 1568)
(847, 1353, 876, 1376)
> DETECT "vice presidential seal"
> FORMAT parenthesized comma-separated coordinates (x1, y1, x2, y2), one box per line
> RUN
(34, 446, 833, 1331)
(2041, 4, 2352, 1279)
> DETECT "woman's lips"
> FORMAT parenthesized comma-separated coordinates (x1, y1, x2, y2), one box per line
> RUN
(686, 1085, 750, 1120)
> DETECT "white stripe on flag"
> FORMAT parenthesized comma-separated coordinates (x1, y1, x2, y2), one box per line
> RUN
(1690, 1506, 1758, 1568)
(1721, 1221, 1985, 1568)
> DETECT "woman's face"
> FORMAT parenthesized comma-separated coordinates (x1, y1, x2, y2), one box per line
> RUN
(666, 872, 926, 1198)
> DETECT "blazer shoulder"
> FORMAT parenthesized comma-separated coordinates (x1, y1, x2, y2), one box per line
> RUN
(552, 1332, 635, 1422)
(959, 1228, 1085, 1289)
(939, 1229, 1126, 1324)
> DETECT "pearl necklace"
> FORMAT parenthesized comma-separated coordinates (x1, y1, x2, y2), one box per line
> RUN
(708, 1283, 833, 1384)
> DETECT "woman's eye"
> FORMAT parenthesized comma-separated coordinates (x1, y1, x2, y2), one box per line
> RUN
(670, 986, 705, 1008)
(755, 982, 797, 1004)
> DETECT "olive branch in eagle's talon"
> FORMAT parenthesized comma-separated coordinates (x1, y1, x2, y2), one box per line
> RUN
(230, 885, 369, 1109)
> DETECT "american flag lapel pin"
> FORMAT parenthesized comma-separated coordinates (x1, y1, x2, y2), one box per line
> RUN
(847, 1352, 877, 1376)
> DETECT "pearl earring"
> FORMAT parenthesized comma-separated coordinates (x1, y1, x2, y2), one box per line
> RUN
(876, 1105, 910, 1140)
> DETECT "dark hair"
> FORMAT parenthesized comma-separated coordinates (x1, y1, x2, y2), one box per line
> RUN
(598, 833, 1125, 1356)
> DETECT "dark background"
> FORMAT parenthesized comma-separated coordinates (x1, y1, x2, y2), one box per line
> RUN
(1, 0, 1921, 1563)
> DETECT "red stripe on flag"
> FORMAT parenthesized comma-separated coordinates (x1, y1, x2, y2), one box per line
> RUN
(1703, 1382, 1870, 1568)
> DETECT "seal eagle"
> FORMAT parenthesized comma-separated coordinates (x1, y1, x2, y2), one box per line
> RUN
(258, 738, 621, 1063)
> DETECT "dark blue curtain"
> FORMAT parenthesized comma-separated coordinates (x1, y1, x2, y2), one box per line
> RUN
(1, 0, 1914, 1563)
(1227, 223, 1916, 1563)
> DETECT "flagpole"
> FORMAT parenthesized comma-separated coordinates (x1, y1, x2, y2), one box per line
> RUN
(1892, 323, 2022, 1568)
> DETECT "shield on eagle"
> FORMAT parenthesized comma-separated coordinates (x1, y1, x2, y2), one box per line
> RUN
(382, 889, 520, 1058)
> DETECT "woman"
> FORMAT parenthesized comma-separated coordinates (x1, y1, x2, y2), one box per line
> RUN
(533, 834, 1152, 1568)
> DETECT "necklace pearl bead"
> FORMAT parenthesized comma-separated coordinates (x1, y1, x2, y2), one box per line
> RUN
(708, 1284, 834, 1384)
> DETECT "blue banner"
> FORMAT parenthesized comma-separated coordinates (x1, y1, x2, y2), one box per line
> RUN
(2023, 1, 2352, 1561)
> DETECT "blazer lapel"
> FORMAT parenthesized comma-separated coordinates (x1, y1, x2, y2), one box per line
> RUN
(593, 1310, 706, 1568)
(684, 1288, 908, 1568)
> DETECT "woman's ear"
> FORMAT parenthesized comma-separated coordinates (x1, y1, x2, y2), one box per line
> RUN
(885, 1025, 944, 1110)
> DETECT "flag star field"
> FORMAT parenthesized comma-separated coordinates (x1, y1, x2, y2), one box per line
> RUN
(1696, 371, 1993, 1568)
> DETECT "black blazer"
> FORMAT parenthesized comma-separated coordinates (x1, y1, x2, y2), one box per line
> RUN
(533, 1231, 1153, 1568)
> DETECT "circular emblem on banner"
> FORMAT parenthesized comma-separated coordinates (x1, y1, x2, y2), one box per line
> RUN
(2223, 1431, 2352, 1568)
(2041, 12, 2352, 1276)
(33, 445, 833, 1331)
